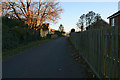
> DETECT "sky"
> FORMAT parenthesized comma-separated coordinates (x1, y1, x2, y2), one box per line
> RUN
(50, 2, 118, 33)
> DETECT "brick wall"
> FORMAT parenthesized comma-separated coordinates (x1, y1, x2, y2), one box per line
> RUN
(109, 15, 120, 27)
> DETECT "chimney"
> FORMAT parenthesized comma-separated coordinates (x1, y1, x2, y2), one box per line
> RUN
(118, 1, 120, 11)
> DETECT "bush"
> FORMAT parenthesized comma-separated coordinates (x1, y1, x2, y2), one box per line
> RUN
(2, 16, 27, 28)
(2, 23, 19, 49)
(54, 31, 62, 37)
(2, 31, 19, 49)
(47, 34, 51, 39)
(2, 16, 42, 50)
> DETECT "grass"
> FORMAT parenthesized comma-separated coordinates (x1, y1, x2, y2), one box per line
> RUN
(2, 38, 56, 59)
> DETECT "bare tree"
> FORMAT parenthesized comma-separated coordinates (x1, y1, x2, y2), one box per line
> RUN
(0, 2, 2, 16)
(77, 14, 85, 31)
(77, 11, 101, 31)
(86, 11, 101, 27)
(2, 0, 63, 29)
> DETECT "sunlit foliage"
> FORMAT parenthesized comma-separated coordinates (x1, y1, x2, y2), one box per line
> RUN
(2, 0, 63, 29)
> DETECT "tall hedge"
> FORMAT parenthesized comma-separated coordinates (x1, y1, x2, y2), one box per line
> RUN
(2, 17, 41, 50)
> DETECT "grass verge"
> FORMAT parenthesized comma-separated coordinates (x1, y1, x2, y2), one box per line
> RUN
(2, 38, 55, 59)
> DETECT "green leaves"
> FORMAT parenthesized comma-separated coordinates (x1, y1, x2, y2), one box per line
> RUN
(2, 17, 41, 51)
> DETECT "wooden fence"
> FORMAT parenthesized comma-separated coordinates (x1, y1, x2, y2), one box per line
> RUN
(70, 26, 120, 78)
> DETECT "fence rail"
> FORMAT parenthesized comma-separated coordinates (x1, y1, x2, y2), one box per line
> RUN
(70, 26, 120, 78)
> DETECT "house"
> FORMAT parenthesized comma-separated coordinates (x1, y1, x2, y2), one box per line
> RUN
(107, 1, 120, 52)
(107, 1, 120, 32)
(42, 23, 50, 31)
(40, 23, 50, 37)
(50, 29, 56, 32)
(107, 10, 120, 28)
(86, 19, 109, 30)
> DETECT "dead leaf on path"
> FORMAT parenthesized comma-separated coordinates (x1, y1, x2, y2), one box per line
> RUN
(67, 38, 96, 78)
(58, 68, 62, 71)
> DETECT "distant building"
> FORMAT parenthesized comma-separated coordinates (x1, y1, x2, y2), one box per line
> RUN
(48, 28, 56, 35)
(40, 23, 50, 37)
(86, 19, 109, 30)
(42, 23, 50, 31)
(50, 29, 56, 32)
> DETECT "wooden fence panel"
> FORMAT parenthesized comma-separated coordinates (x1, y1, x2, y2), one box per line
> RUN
(70, 26, 119, 78)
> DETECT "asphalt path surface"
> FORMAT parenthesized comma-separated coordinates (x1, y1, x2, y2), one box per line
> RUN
(2, 37, 86, 78)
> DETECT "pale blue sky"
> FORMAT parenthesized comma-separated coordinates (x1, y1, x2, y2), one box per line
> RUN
(50, 2, 118, 33)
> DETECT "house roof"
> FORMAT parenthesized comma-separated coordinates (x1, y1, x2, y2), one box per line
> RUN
(42, 23, 50, 31)
(107, 10, 120, 19)
(86, 19, 109, 29)
(50, 29, 56, 32)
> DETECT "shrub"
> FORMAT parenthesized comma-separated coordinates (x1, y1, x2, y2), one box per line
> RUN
(2, 16, 42, 50)
(2, 31, 19, 49)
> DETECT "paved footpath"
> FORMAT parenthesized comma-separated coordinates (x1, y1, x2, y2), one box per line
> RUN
(2, 37, 86, 78)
